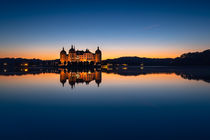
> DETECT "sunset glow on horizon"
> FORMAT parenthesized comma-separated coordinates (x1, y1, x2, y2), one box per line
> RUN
(0, 44, 208, 60)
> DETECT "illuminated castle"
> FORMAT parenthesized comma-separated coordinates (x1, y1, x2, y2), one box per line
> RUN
(60, 45, 101, 66)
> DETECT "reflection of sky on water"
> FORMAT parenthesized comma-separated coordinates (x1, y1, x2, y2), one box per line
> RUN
(0, 69, 210, 139)
(0, 71, 210, 105)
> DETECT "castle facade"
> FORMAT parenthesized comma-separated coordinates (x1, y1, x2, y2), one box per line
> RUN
(60, 45, 101, 66)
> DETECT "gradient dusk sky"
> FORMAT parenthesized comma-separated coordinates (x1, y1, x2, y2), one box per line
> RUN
(0, 0, 210, 60)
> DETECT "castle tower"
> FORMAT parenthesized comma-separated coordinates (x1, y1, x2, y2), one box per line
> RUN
(60, 47, 67, 65)
(68, 45, 76, 62)
(95, 70, 102, 87)
(95, 46, 102, 64)
(60, 69, 67, 87)
(68, 72, 76, 89)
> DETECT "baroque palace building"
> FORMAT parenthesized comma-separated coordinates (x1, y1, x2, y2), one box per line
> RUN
(60, 45, 102, 65)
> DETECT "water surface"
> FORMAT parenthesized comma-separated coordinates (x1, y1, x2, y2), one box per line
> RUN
(0, 67, 210, 140)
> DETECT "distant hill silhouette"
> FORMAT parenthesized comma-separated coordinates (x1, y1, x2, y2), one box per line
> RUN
(102, 49, 210, 66)
(102, 57, 173, 66)
(172, 49, 210, 65)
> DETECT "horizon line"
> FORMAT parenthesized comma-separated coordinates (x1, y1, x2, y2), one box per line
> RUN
(0, 49, 209, 61)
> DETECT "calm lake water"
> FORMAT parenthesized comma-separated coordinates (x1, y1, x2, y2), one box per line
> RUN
(0, 67, 210, 140)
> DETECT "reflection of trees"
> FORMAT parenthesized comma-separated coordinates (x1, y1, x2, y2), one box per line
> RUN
(1, 67, 210, 85)
(176, 71, 210, 83)
(102, 66, 210, 83)
(0, 68, 59, 76)
(60, 69, 102, 88)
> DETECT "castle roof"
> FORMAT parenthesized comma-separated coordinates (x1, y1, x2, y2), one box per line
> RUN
(85, 49, 91, 53)
(76, 50, 84, 55)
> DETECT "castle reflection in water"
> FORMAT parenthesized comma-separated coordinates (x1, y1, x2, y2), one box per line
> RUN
(1, 67, 210, 87)
(60, 69, 102, 88)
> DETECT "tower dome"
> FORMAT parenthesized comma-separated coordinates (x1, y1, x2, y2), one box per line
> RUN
(69, 45, 75, 53)
(95, 46, 101, 54)
(60, 47, 66, 54)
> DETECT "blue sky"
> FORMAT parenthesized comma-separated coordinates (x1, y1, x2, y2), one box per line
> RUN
(0, 0, 210, 59)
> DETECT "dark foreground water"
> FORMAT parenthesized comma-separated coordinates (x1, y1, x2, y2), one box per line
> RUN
(0, 67, 210, 140)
